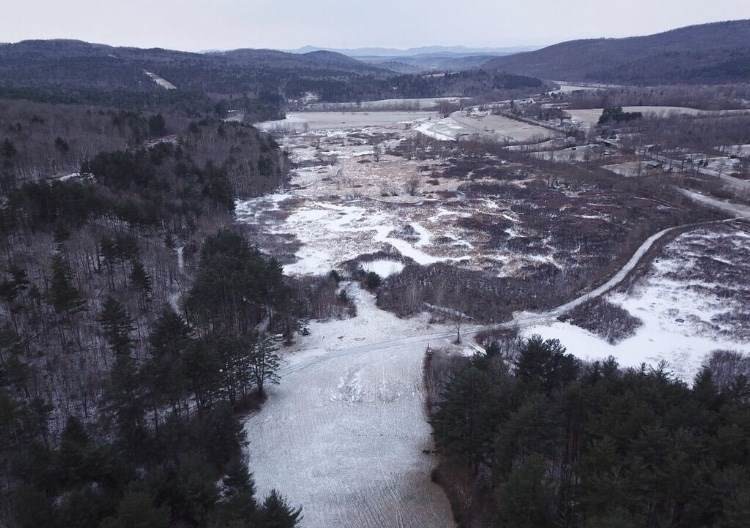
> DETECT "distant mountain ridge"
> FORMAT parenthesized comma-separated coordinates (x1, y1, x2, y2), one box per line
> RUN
(287, 45, 538, 58)
(484, 19, 750, 84)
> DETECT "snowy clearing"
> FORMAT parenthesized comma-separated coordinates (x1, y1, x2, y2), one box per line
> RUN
(244, 285, 456, 528)
(416, 111, 557, 143)
(567, 106, 750, 128)
(143, 70, 177, 90)
(361, 259, 405, 277)
(258, 111, 437, 133)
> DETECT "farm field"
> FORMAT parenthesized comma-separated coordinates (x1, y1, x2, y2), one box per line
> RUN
(416, 111, 557, 143)
(567, 106, 750, 128)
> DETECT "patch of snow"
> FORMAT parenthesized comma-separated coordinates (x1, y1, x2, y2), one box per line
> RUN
(143, 70, 177, 90)
(361, 260, 405, 277)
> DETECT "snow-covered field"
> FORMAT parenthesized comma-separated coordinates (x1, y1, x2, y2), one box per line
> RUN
(725, 144, 750, 159)
(416, 111, 557, 143)
(257, 111, 437, 133)
(524, 225, 750, 381)
(244, 285, 457, 528)
(567, 106, 750, 129)
(361, 259, 405, 277)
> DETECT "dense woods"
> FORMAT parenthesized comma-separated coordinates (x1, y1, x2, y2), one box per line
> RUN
(428, 337, 750, 528)
(485, 20, 750, 84)
(0, 96, 305, 527)
(285, 70, 543, 103)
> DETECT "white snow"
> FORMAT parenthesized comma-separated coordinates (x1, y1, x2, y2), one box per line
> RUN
(143, 70, 177, 90)
(244, 285, 457, 528)
(415, 117, 465, 141)
(523, 227, 750, 381)
(257, 111, 437, 132)
(361, 260, 405, 277)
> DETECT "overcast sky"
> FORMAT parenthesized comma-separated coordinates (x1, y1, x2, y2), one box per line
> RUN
(4, 0, 750, 51)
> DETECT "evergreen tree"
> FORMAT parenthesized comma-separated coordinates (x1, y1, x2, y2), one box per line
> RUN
(97, 297, 134, 356)
(259, 490, 302, 528)
(148, 114, 167, 137)
(106, 354, 144, 451)
(146, 307, 191, 411)
(250, 333, 281, 397)
(129, 260, 153, 298)
(54, 137, 70, 154)
(100, 490, 170, 528)
(48, 255, 85, 315)
(213, 457, 258, 525)
(1, 138, 17, 159)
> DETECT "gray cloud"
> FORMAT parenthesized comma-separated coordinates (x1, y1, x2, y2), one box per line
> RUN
(3, 0, 750, 51)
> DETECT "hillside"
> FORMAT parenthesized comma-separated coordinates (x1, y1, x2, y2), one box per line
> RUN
(0, 39, 387, 110)
(484, 19, 750, 84)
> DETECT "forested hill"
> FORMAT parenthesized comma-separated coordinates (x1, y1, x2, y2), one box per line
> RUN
(0, 39, 389, 112)
(0, 94, 337, 526)
(484, 19, 750, 84)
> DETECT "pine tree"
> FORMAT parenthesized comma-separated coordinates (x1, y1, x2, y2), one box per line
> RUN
(250, 333, 281, 397)
(1, 138, 17, 159)
(259, 490, 302, 528)
(147, 308, 191, 411)
(214, 457, 258, 525)
(107, 354, 144, 451)
(97, 297, 134, 356)
(48, 255, 85, 315)
(100, 490, 170, 528)
(129, 260, 152, 298)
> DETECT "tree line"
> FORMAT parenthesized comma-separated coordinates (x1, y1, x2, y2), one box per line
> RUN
(428, 336, 750, 528)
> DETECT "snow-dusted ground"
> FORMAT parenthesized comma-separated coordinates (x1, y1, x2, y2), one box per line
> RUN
(567, 106, 750, 129)
(602, 161, 659, 177)
(244, 284, 457, 528)
(245, 113, 554, 277)
(143, 70, 177, 90)
(523, 224, 750, 381)
(416, 111, 557, 143)
(681, 189, 750, 218)
(258, 111, 437, 133)
(361, 259, 405, 277)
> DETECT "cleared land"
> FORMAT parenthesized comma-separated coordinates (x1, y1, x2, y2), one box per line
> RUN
(244, 285, 456, 528)
(567, 106, 750, 128)
(417, 111, 557, 143)
(257, 111, 437, 133)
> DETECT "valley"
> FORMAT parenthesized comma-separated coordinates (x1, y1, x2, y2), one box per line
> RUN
(239, 96, 750, 526)
(4, 12, 750, 528)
